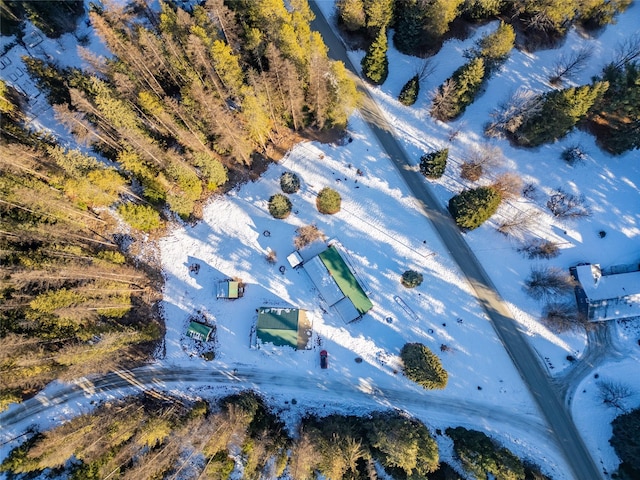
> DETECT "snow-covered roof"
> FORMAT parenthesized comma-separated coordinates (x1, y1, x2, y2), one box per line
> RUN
(575, 264, 640, 302)
(303, 255, 345, 306)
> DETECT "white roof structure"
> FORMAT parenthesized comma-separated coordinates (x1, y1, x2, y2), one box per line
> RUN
(574, 264, 640, 321)
(303, 255, 344, 306)
(333, 297, 360, 323)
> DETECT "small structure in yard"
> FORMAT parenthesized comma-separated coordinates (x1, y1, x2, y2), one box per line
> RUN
(217, 279, 243, 299)
(303, 244, 373, 322)
(187, 321, 214, 342)
(571, 263, 640, 321)
(287, 251, 304, 268)
(256, 307, 312, 350)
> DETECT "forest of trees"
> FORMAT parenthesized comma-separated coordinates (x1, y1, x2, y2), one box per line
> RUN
(1, 390, 552, 480)
(0, 0, 362, 410)
(23, 0, 358, 220)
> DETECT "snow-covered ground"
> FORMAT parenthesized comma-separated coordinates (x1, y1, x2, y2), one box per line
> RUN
(1, 1, 639, 478)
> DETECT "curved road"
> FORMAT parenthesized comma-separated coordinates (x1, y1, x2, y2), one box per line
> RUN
(308, 3, 602, 480)
(1, 365, 552, 449)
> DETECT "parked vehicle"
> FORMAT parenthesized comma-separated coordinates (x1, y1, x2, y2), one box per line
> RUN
(320, 350, 328, 369)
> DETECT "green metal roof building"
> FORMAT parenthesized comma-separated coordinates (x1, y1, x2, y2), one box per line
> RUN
(187, 321, 214, 342)
(256, 307, 312, 350)
(318, 246, 373, 315)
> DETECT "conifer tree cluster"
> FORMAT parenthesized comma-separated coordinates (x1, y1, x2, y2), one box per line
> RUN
(515, 82, 609, 146)
(27, 0, 357, 221)
(588, 61, 640, 154)
(0, 137, 161, 411)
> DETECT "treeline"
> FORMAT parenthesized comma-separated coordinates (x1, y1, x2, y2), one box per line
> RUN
(0, 81, 162, 411)
(26, 0, 357, 220)
(0, 390, 551, 479)
(338, 0, 631, 54)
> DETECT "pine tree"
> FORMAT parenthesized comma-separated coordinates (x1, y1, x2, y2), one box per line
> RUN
(337, 0, 366, 31)
(517, 81, 609, 146)
(477, 21, 515, 69)
(589, 62, 640, 154)
(399, 74, 420, 106)
(393, 0, 425, 55)
(448, 186, 501, 230)
(361, 28, 389, 85)
(364, 0, 394, 34)
(433, 57, 486, 120)
(420, 149, 449, 179)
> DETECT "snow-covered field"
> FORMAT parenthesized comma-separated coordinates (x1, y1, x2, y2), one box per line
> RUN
(1, 0, 639, 478)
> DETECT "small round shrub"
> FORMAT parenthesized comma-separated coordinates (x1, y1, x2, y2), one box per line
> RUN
(268, 193, 292, 219)
(420, 149, 448, 179)
(280, 171, 301, 194)
(316, 187, 341, 214)
(401, 270, 423, 288)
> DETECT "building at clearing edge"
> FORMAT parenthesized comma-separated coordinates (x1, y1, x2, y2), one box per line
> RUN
(303, 245, 373, 322)
(571, 263, 640, 321)
(256, 307, 312, 350)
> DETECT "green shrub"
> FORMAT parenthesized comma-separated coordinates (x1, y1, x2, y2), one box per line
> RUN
(400, 343, 448, 389)
(316, 187, 341, 214)
(401, 270, 423, 288)
(117, 203, 161, 232)
(448, 186, 501, 230)
(399, 74, 420, 106)
(446, 427, 525, 480)
(268, 193, 292, 219)
(280, 171, 301, 194)
(419, 149, 448, 179)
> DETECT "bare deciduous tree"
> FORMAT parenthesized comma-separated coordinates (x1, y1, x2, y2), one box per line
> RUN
(430, 79, 457, 121)
(546, 188, 591, 219)
(496, 209, 540, 237)
(460, 144, 503, 181)
(524, 266, 575, 301)
(492, 172, 523, 200)
(541, 301, 581, 332)
(597, 380, 634, 412)
(294, 224, 326, 249)
(549, 47, 592, 85)
(518, 238, 561, 259)
(611, 33, 640, 70)
(485, 89, 542, 138)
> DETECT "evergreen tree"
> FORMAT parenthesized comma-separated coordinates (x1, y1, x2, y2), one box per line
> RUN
(393, 0, 425, 55)
(420, 149, 449, 179)
(364, 0, 394, 34)
(476, 21, 516, 70)
(446, 427, 526, 480)
(337, 0, 366, 31)
(432, 57, 486, 120)
(361, 28, 389, 85)
(367, 412, 439, 476)
(610, 408, 640, 479)
(517, 81, 609, 146)
(400, 343, 448, 389)
(448, 186, 501, 230)
(399, 74, 420, 106)
(589, 62, 640, 154)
